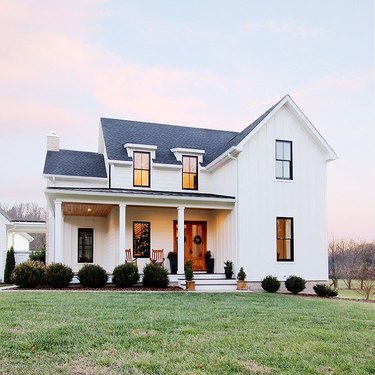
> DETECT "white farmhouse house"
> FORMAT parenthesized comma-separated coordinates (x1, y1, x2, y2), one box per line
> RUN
(43, 95, 337, 289)
(0, 208, 46, 282)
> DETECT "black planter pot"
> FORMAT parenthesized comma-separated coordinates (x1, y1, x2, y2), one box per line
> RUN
(169, 258, 178, 274)
(224, 270, 233, 279)
(206, 258, 215, 274)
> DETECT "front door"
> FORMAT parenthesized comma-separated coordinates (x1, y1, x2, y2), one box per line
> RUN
(174, 221, 207, 271)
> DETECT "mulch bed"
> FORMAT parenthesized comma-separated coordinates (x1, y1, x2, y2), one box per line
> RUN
(2, 284, 184, 292)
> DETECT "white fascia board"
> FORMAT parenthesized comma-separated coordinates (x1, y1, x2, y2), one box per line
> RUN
(108, 160, 133, 166)
(170, 148, 205, 163)
(44, 188, 236, 205)
(43, 174, 107, 181)
(153, 163, 182, 170)
(8, 222, 47, 233)
(205, 146, 240, 172)
(124, 143, 158, 150)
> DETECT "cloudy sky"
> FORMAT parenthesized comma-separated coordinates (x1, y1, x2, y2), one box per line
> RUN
(0, 0, 373, 240)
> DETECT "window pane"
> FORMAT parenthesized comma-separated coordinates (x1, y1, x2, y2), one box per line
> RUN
(276, 161, 283, 178)
(142, 153, 150, 169)
(277, 219, 285, 239)
(183, 173, 190, 188)
(189, 157, 197, 173)
(276, 141, 284, 159)
(285, 219, 292, 239)
(141, 170, 149, 186)
(183, 157, 189, 172)
(134, 152, 142, 168)
(277, 239, 284, 259)
(284, 240, 291, 259)
(283, 161, 290, 179)
(189, 174, 196, 189)
(134, 170, 142, 186)
(284, 142, 291, 160)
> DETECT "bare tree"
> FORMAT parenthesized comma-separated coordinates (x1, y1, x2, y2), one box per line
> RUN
(356, 266, 375, 300)
(0, 202, 46, 251)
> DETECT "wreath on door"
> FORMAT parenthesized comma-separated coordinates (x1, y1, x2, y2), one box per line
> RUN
(193, 235, 202, 245)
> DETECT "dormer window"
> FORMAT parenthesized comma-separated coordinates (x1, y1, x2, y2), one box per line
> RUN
(182, 156, 198, 190)
(133, 151, 150, 187)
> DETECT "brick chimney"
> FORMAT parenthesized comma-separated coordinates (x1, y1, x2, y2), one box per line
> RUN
(47, 131, 59, 151)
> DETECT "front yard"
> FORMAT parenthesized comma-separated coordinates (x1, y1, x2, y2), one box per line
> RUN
(0, 292, 374, 374)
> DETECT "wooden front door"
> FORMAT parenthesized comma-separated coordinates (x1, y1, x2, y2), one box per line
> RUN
(174, 221, 207, 271)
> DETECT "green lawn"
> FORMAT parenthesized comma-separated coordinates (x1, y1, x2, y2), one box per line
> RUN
(0, 292, 374, 374)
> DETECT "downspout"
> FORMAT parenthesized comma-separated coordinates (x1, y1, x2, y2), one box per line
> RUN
(227, 150, 240, 276)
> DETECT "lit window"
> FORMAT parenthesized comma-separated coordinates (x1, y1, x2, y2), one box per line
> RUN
(182, 156, 198, 190)
(133, 222, 150, 258)
(276, 140, 293, 180)
(276, 218, 294, 261)
(78, 228, 93, 263)
(133, 151, 150, 187)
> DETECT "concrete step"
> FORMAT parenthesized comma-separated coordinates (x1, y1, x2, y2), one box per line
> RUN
(178, 277, 238, 291)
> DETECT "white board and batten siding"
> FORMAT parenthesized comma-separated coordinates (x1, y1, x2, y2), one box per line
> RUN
(237, 106, 328, 282)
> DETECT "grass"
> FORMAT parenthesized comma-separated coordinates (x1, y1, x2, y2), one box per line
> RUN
(0, 292, 374, 374)
(334, 279, 375, 301)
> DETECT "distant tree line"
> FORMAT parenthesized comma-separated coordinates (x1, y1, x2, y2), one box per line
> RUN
(0, 202, 46, 251)
(329, 239, 375, 299)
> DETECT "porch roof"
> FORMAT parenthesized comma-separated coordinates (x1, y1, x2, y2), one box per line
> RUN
(45, 187, 235, 210)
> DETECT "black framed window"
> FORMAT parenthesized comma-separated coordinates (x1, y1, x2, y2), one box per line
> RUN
(133, 222, 150, 258)
(133, 151, 150, 187)
(182, 156, 198, 190)
(78, 228, 93, 263)
(276, 217, 294, 261)
(275, 140, 293, 180)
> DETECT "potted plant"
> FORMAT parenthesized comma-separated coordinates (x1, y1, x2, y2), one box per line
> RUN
(167, 251, 178, 274)
(205, 250, 215, 274)
(185, 261, 195, 291)
(237, 267, 247, 290)
(224, 260, 233, 279)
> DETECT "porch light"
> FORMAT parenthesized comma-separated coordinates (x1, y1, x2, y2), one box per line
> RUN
(87, 208, 92, 212)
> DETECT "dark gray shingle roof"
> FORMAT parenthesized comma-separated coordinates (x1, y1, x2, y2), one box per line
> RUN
(101, 96, 284, 166)
(43, 150, 107, 178)
(0, 207, 11, 222)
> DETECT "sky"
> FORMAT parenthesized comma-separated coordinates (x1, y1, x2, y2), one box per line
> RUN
(0, 0, 374, 241)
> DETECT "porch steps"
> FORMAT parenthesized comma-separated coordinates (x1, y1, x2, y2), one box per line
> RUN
(178, 273, 238, 292)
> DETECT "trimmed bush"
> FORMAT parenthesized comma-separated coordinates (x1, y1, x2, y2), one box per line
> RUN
(237, 267, 246, 281)
(45, 263, 73, 288)
(4, 246, 16, 284)
(185, 261, 194, 281)
(11, 260, 45, 288)
(261, 275, 281, 293)
(112, 263, 139, 287)
(78, 264, 108, 288)
(313, 283, 338, 297)
(30, 246, 46, 264)
(285, 275, 306, 294)
(143, 262, 169, 288)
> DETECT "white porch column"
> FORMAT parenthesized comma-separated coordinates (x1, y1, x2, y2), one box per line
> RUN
(177, 206, 185, 274)
(119, 204, 126, 264)
(54, 201, 63, 263)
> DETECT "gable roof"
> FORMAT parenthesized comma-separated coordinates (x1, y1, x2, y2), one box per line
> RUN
(43, 150, 107, 178)
(0, 207, 11, 222)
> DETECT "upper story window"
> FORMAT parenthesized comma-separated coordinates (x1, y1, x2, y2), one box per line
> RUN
(133, 151, 150, 187)
(276, 217, 294, 261)
(275, 140, 293, 180)
(182, 156, 198, 190)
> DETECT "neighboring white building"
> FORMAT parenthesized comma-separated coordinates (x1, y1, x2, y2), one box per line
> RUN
(0, 208, 47, 282)
(43, 95, 337, 289)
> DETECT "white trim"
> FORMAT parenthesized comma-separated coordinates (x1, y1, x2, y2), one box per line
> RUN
(205, 146, 241, 172)
(124, 143, 158, 150)
(108, 160, 133, 166)
(153, 163, 182, 170)
(171, 148, 205, 163)
(43, 174, 107, 181)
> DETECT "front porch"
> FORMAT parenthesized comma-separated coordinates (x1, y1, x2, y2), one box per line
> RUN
(46, 188, 236, 278)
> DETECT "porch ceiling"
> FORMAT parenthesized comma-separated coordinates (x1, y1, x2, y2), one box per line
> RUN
(62, 202, 113, 217)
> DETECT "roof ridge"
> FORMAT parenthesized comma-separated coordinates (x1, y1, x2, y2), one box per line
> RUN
(101, 117, 239, 135)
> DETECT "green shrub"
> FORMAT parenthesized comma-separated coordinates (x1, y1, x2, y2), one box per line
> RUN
(11, 260, 45, 288)
(112, 263, 139, 287)
(78, 264, 108, 288)
(313, 283, 338, 297)
(261, 275, 281, 293)
(142, 262, 169, 288)
(45, 263, 73, 288)
(4, 247, 16, 284)
(30, 246, 46, 264)
(237, 267, 246, 281)
(285, 275, 306, 294)
(184, 261, 193, 281)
